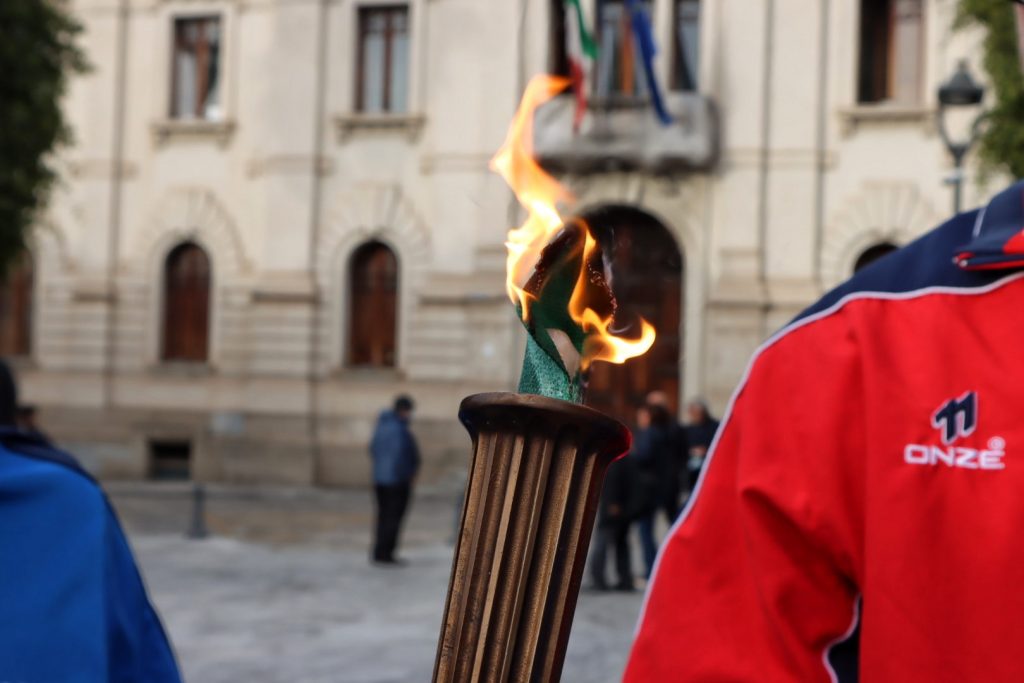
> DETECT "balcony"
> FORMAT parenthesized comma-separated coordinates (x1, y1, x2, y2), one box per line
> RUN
(534, 92, 718, 174)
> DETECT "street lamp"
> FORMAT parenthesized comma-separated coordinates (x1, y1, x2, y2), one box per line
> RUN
(937, 60, 987, 214)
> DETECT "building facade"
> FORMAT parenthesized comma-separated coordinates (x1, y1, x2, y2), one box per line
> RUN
(11, 0, 995, 484)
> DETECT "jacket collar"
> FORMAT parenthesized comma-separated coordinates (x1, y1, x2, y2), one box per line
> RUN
(955, 180, 1024, 271)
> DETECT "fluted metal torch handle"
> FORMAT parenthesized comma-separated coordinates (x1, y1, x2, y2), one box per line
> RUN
(433, 393, 631, 683)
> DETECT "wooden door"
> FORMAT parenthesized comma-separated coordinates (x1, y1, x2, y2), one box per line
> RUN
(348, 241, 399, 367)
(584, 207, 683, 424)
(162, 243, 211, 362)
(0, 254, 33, 357)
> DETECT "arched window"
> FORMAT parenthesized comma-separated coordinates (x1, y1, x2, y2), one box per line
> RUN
(348, 241, 398, 367)
(162, 242, 211, 362)
(0, 253, 33, 357)
(854, 242, 898, 273)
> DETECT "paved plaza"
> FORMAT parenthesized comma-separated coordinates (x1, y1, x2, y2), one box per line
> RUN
(109, 483, 645, 683)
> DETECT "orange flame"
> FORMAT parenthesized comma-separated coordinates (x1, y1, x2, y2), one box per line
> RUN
(490, 75, 656, 370)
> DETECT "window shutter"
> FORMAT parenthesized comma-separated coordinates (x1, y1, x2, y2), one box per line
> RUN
(890, 0, 923, 104)
(673, 0, 701, 92)
(551, 0, 571, 78)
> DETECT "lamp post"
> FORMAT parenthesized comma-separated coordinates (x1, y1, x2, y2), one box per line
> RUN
(936, 60, 986, 214)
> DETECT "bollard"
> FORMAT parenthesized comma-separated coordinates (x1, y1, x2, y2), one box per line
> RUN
(186, 483, 209, 540)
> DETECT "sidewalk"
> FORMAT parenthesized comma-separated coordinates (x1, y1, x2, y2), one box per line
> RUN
(110, 484, 644, 682)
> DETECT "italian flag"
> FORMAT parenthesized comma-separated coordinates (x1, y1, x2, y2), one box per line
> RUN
(565, 0, 598, 131)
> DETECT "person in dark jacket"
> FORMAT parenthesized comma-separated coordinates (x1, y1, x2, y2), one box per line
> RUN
(588, 453, 637, 591)
(684, 398, 720, 491)
(646, 390, 689, 507)
(369, 395, 420, 565)
(0, 360, 181, 681)
(632, 403, 679, 577)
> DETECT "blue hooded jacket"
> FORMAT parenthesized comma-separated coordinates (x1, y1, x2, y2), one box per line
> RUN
(369, 410, 420, 485)
(0, 429, 181, 682)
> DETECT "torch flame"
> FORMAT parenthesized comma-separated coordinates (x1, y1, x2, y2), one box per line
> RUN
(490, 75, 656, 370)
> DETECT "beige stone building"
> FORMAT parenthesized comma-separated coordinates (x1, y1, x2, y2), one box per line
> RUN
(12, 0, 995, 484)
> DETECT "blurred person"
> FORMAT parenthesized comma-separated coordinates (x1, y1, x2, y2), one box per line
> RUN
(646, 390, 689, 504)
(627, 181, 1024, 681)
(369, 394, 420, 565)
(0, 360, 181, 681)
(588, 454, 637, 592)
(631, 403, 677, 578)
(683, 398, 719, 491)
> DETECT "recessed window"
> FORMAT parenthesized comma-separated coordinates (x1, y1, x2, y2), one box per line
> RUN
(149, 439, 192, 481)
(858, 0, 923, 104)
(348, 241, 398, 367)
(171, 16, 222, 120)
(673, 0, 701, 92)
(162, 242, 211, 362)
(356, 6, 410, 114)
(0, 253, 33, 358)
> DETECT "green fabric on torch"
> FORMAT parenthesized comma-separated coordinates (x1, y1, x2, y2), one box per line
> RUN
(514, 222, 590, 403)
(518, 333, 582, 403)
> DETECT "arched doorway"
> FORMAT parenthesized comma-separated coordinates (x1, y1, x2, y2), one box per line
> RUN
(581, 206, 683, 423)
(853, 241, 898, 273)
(162, 242, 212, 362)
(348, 240, 399, 368)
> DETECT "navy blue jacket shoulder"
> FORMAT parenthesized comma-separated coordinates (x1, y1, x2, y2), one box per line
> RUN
(799, 180, 1024, 326)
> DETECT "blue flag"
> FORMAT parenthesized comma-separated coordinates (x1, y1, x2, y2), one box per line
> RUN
(625, 0, 673, 125)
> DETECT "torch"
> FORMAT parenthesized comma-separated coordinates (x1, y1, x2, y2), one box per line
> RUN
(433, 78, 655, 681)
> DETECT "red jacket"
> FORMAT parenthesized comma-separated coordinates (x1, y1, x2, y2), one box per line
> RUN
(626, 181, 1024, 682)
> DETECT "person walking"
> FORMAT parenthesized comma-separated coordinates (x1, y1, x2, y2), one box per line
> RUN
(632, 403, 677, 578)
(369, 395, 420, 566)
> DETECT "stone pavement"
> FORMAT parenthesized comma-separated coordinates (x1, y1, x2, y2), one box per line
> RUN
(109, 484, 645, 683)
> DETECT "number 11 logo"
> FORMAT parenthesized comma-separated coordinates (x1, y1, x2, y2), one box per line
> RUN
(931, 391, 978, 445)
